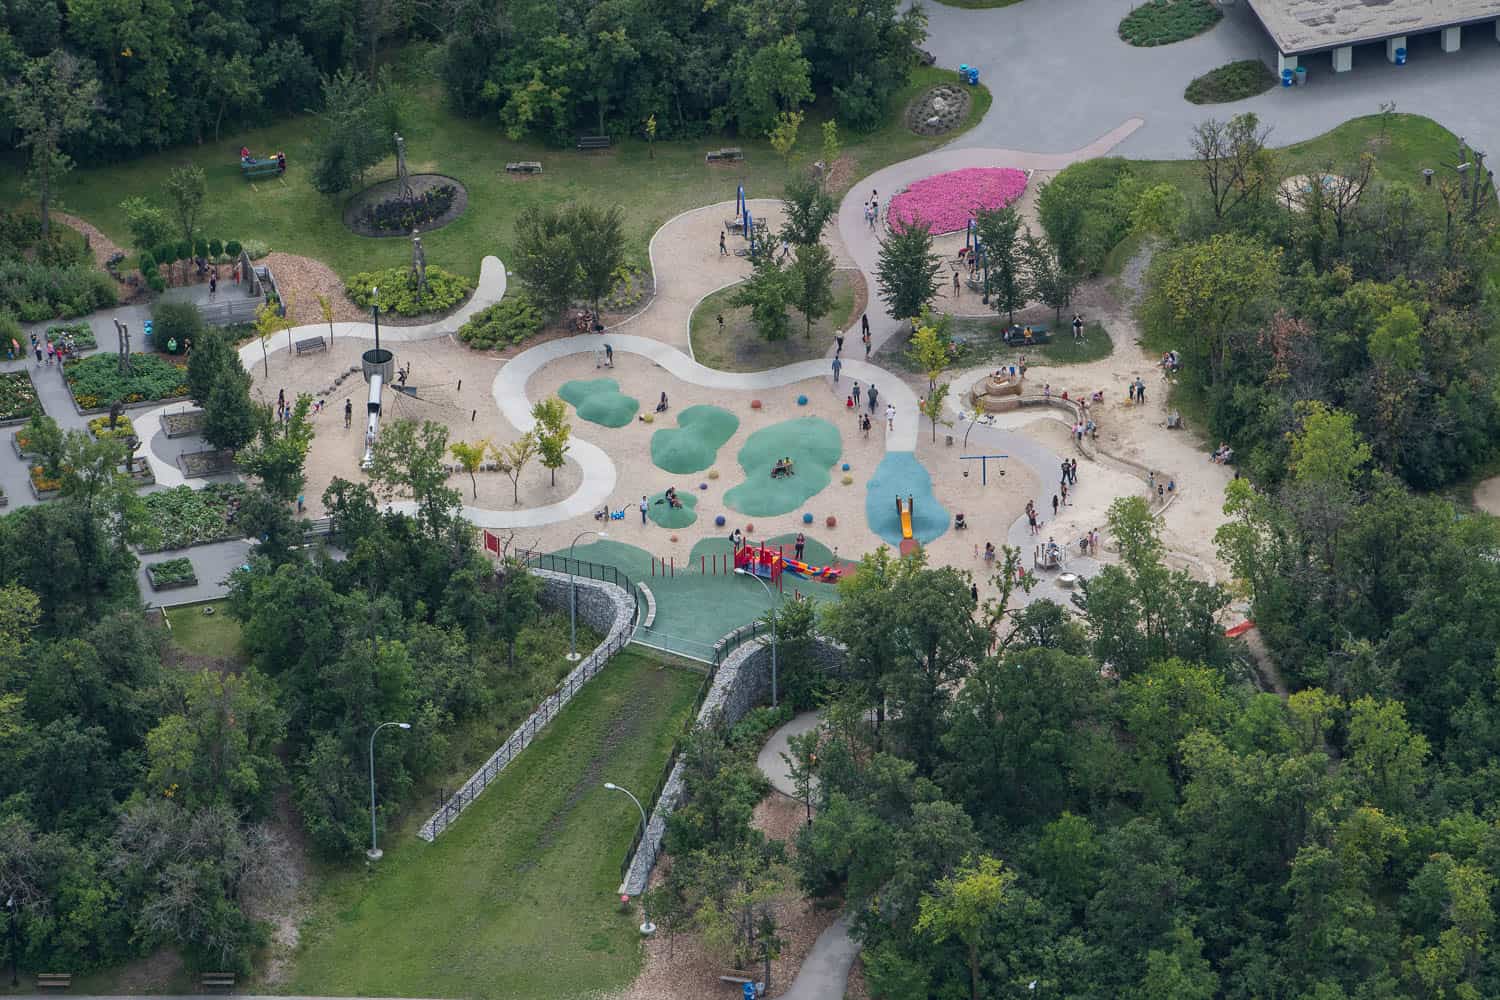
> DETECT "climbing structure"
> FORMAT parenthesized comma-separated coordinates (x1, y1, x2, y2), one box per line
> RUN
(733, 542, 846, 585)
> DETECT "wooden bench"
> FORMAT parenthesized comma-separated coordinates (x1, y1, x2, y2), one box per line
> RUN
(1003, 325, 1051, 345)
(294, 336, 327, 355)
(576, 135, 611, 151)
(506, 161, 543, 174)
(36, 974, 72, 991)
(200, 971, 236, 992)
(705, 147, 744, 163)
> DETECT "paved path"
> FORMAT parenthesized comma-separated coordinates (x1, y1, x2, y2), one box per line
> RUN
(780, 915, 860, 1000)
(138, 538, 254, 607)
(756, 710, 822, 798)
(924, 0, 1500, 159)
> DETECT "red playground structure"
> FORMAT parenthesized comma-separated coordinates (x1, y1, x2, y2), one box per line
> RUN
(733, 541, 846, 586)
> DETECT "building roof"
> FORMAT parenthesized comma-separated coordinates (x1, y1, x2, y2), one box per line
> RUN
(1244, 0, 1500, 54)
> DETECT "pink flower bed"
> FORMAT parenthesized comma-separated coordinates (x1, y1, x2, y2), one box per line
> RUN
(888, 167, 1029, 235)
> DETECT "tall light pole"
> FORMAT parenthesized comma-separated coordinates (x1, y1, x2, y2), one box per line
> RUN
(371, 286, 381, 354)
(6, 894, 17, 987)
(734, 567, 779, 706)
(567, 529, 606, 661)
(367, 721, 411, 861)
(604, 782, 656, 935)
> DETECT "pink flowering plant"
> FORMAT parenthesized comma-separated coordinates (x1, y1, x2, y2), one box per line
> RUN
(888, 167, 1029, 235)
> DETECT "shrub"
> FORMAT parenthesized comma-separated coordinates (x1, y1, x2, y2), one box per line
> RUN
(153, 301, 205, 355)
(139, 252, 156, 277)
(208, 239, 223, 259)
(45, 321, 97, 350)
(0, 261, 116, 320)
(457, 293, 544, 350)
(87, 413, 136, 440)
(1037, 158, 1139, 276)
(344, 265, 473, 316)
(147, 557, 196, 587)
(240, 239, 269, 260)
(358, 185, 458, 233)
(1118, 0, 1221, 46)
(64, 353, 190, 409)
(225, 240, 243, 259)
(140, 483, 249, 551)
(1185, 60, 1278, 104)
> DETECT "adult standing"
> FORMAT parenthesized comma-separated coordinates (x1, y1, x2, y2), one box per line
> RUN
(832, 355, 842, 383)
(867, 384, 879, 413)
(640, 495, 649, 525)
(885, 402, 896, 430)
(1052, 494, 1059, 516)
(794, 532, 806, 560)
(1136, 377, 1146, 404)
(719, 231, 727, 257)
(344, 398, 353, 429)
(1072, 313, 1083, 341)
(853, 382, 862, 409)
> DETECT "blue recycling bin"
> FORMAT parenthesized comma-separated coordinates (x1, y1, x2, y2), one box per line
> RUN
(967, 67, 979, 85)
(143, 319, 154, 345)
(1394, 47, 1407, 64)
(1281, 68, 1294, 87)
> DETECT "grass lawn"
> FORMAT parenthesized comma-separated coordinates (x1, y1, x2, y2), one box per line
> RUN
(880, 316, 1114, 373)
(10, 63, 991, 284)
(690, 268, 863, 371)
(1185, 60, 1277, 105)
(285, 648, 703, 1000)
(1118, 0, 1222, 46)
(162, 600, 243, 659)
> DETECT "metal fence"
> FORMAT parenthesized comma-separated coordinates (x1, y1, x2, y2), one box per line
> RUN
(419, 622, 634, 842)
(712, 617, 771, 665)
(512, 548, 641, 627)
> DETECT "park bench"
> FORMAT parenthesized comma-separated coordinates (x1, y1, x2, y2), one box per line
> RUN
(1003, 324, 1051, 345)
(36, 973, 72, 991)
(200, 971, 236, 992)
(635, 582, 657, 628)
(294, 336, 327, 356)
(576, 135, 611, 151)
(240, 157, 282, 179)
(705, 147, 744, 163)
(718, 971, 763, 993)
(506, 161, 543, 174)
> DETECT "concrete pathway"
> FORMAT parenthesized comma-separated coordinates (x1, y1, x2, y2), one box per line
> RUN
(138, 538, 254, 607)
(923, 0, 1500, 159)
(779, 916, 859, 1000)
(756, 710, 822, 798)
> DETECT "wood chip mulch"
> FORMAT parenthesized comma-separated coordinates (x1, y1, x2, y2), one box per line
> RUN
(261, 252, 366, 325)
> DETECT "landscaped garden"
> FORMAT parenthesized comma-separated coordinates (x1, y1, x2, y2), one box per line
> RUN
(0, 371, 41, 422)
(1185, 60, 1278, 104)
(690, 270, 863, 372)
(45, 320, 98, 351)
(881, 317, 1114, 372)
(457, 294, 544, 351)
(344, 265, 474, 317)
(140, 483, 248, 551)
(64, 353, 190, 409)
(888, 167, 1028, 234)
(287, 649, 702, 1000)
(146, 557, 197, 590)
(88, 413, 136, 441)
(1118, 0, 1221, 46)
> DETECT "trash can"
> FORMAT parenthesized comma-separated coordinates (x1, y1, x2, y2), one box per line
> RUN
(1395, 47, 1407, 65)
(1281, 68, 1294, 87)
(959, 63, 969, 76)
(967, 67, 979, 85)
(1295, 66, 1307, 86)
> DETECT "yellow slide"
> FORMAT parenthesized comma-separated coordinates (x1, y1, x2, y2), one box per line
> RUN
(900, 507, 913, 540)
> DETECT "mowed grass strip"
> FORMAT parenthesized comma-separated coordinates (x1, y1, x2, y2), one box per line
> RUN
(287, 648, 703, 1000)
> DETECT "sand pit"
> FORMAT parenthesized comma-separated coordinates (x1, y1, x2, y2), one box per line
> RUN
(723, 417, 844, 517)
(559, 377, 639, 427)
(650, 405, 739, 473)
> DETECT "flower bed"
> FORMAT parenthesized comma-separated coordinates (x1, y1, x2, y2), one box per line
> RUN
(358, 185, 458, 233)
(146, 557, 198, 591)
(30, 464, 61, 498)
(141, 483, 248, 552)
(88, 414, 136, 441)
(45, 321, 97, 351)
(0, 372, 41, 423)
(163, 410, 207, 439)
(888, 168, 1029, 235)
(64, 353, 190, 411)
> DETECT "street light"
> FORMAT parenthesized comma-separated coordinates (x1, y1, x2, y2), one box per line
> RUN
(371, 285, 381, 354)
(734, 567, 779, 707)
(367, 721, 411, 860)
(604, 782, 656, 935)
(6, 894, 17, 987)
(567, 529, 606, 661)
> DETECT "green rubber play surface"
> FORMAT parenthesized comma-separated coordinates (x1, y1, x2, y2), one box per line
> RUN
(646, 489, 698, 528)
(650, 405, 740, 474)
(723, 417, 842, 517)
(560, 538, 845, 661)
(558, 378, 639, 428)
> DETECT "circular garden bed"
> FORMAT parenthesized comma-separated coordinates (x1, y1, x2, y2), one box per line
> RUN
(907, 84, 972, 137)
(342, 173, 469, 238)
(1185, 59, 1276, 104)
(1119, 0, 1221, 46)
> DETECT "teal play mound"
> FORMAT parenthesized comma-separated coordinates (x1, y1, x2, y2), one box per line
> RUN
(723, 417, 842, 517)
(646, 489, 698, 529)
(651, 405, 740, 473)
(866, 452, 947, 546)
(559, 378, 638, 427)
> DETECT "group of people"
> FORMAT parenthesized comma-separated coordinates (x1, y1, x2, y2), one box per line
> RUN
(863, 190, 881, 229)
(1210, 442, 1235, 465)
(1160, 350, 1181, 373)
(770, 457, 796, 479)
(840, 401, 874, 438)
(21, 331, 82, 366)
(1127, 377, 1149, 405)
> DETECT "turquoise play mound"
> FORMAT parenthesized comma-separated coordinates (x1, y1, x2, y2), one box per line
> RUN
(723, 417, 842, 517)
(558, 378, 639, 428)
(866, 451, 948, 546)
(646, 489, 698, 529)
(651, 405, 740, 474)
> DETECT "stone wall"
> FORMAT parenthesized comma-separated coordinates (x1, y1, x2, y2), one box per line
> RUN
(620, 633, 845, 896)
(417, 569, 636, 841)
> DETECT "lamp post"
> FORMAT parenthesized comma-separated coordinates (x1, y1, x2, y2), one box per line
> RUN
(567, 529, 606, 661)
(6, 894, 17, 988)
(367, 721, 411, 860)
(734, 567, 779, 707)
(371, 285, 381, 354)
(603, 782, 656, 935)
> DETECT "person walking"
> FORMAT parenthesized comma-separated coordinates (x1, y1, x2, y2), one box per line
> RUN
(344, 398, 353, 429)
(865, 203, 875, 230)
(861, 313, 870, 339)
(1061, 482, 1069, 506)
(867, 384, 879, 413)
(719, 231, 728, 257)
(605, 343, 614, 366)
(1052, 494, 1060, 516)
(864, 330, 872, 359)
(794, 532, 806, 560)
(861, 413, 871, 438)
(640, 495, 649, 525)
(717, 314, 725, 336)
(886, 402, 896, 430)
(835, 332, 844, 354)
(209, 273, 218, 300)
(832, 355, 842, 383)
(953, 271, 960, 298)
(853, 382, 862, 408)
(34, 343, 42, 366)
(1136, 378, 1146, 404)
